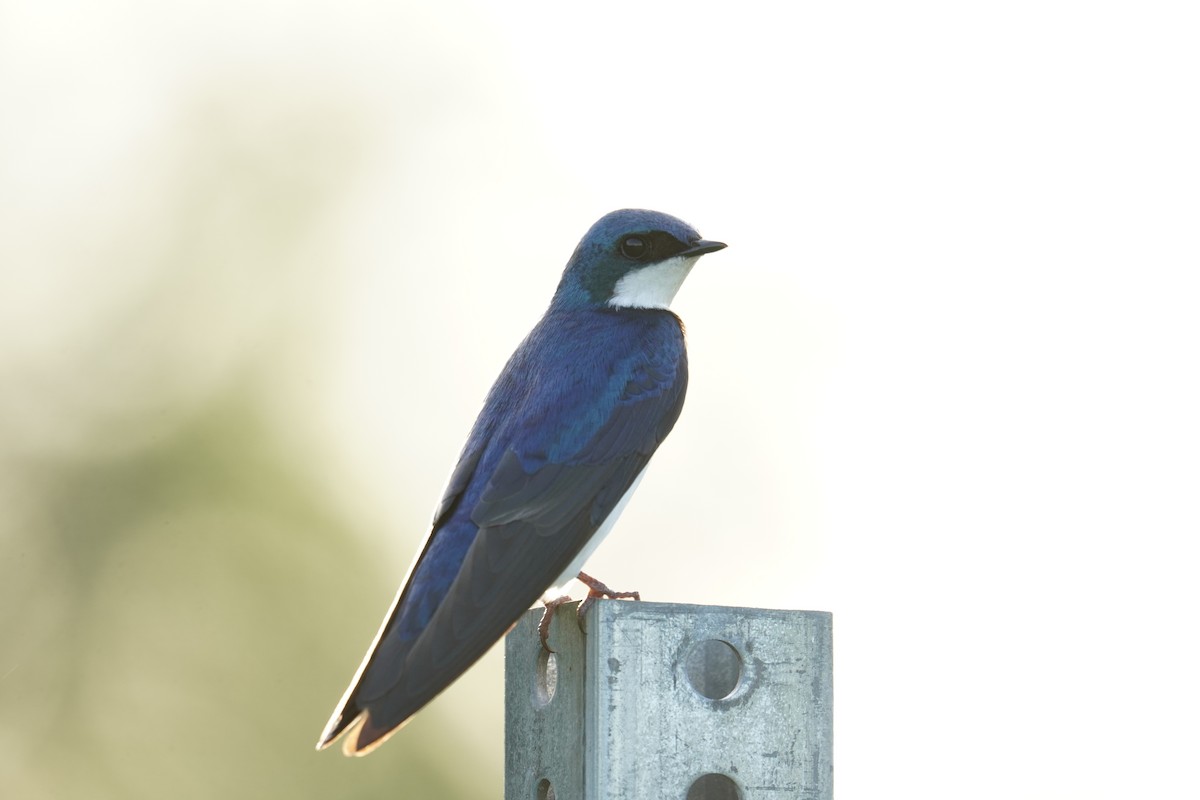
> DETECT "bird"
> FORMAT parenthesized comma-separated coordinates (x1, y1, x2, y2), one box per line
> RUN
(316, 208, 726, 756)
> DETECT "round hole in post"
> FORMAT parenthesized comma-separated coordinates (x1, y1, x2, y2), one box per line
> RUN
(685, 772, 741, 800)
(684, 639, 742, 700)
(534, 649, 558, 706)
(535, 777, 556, 800)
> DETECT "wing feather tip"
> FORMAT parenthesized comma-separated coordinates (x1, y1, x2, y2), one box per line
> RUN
(315, 706, 415, 757)
(341, 711, 411, 757)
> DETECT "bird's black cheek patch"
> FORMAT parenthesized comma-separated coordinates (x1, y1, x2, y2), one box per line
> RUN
(581, 263, 625, 305)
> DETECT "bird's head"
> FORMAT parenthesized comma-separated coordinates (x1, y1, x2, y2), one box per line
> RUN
(552, 209, 726, 311)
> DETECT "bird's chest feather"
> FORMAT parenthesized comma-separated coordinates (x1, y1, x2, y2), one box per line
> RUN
(500, 310, 686, 464)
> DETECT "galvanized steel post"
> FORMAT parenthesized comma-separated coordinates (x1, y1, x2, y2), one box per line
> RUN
(505, 600, 833, 799)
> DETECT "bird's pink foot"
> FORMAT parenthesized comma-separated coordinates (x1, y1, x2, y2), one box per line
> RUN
(538, 594, 573, 653)
(575, 571, 641, 620)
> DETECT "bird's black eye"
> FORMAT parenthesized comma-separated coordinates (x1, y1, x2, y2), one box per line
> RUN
(619, 235, 651, 260)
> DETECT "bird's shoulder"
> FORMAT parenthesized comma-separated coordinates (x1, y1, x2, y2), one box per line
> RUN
(430, 308, 686, 527)
(498, 308, 687, 459)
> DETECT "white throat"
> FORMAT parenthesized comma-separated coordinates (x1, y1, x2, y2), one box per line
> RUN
(607, 255, 697, 309)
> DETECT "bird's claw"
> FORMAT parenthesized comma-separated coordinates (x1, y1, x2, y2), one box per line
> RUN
(538, 595, 573, 653)
(538, 573, 641, 653)
(575, 571, 641, 621)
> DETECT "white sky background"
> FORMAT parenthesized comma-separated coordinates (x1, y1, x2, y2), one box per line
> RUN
(3, 1, 1198, 797)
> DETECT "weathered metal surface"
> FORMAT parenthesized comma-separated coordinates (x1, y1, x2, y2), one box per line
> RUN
(506, 600, 832, 800)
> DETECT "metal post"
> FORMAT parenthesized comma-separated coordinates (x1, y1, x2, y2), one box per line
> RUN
(505, 600, 833, 800)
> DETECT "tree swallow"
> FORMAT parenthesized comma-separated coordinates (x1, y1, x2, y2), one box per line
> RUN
(317, 209, 725, 755)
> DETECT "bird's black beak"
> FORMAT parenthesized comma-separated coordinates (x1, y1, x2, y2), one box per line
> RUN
(682, 239, 727, 257)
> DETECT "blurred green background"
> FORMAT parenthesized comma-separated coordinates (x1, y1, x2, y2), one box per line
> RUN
(0, 85, 493, 795)
(3, 1, 1199, 798)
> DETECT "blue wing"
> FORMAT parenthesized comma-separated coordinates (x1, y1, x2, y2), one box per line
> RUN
(319, 308, 687, 752)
